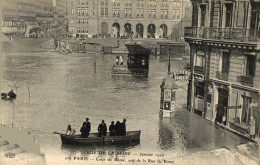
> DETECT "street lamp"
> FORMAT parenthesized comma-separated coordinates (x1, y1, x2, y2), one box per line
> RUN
(168, 47, 171, 74)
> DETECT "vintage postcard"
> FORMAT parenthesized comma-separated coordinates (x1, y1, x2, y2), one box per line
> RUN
(0, 0, 259, 165)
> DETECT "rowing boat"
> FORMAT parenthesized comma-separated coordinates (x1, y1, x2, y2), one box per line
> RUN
(57, 131, 141, 145)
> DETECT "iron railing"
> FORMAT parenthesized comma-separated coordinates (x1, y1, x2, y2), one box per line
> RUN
(194, 66, 205, 75)
(240, 76, 254, 87)
(216, 71, 228, 81)
(184, 27, 259, 42)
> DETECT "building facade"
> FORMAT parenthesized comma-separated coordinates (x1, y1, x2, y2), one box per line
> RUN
(2, 0, 57, 37)
(67, 0, 191, 38)
(185, 0, 260, 138)
(53, 0, 69, 27)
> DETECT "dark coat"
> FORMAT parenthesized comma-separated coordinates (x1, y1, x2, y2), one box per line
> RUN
(109, 124, 115, 136)
(80, 126, 89, 138)
(98, 123, 107, 137)
(83, 122, 91, 133)
(114, 122, 121, 136)
(121, 122, 126, 136)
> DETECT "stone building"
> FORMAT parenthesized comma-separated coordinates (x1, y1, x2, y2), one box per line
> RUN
(2, 0, 54, 37)
(53, 0, 69, 27)
(67, 0, 191, 38)
(185, 0, 260, 138)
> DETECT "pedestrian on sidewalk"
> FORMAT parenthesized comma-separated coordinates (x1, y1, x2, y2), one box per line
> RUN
(249, 114, 255, 139)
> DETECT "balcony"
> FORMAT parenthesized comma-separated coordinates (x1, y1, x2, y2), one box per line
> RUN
(184, 27, 259, 42)
(216, 71, 228, 81)
(194, 66, 204, 75)
(240, 76, 254, 87)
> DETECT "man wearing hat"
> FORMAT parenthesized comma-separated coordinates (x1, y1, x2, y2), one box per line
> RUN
(83, 118, 91, 137)
(121, 119, 127, 136)
(98, 120, 107, 137)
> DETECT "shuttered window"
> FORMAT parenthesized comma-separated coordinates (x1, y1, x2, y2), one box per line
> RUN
(236, 2, 246, 27)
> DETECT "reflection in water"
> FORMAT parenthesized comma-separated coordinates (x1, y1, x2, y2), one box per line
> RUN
(0, 52, 255, 164)
(158, 113, 188, 156)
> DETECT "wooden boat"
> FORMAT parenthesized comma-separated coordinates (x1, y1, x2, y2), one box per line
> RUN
(58, 130, 141, 145)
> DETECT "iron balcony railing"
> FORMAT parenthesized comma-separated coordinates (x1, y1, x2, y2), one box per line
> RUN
(184, 27, 259, 42)
(194, 66, 205, 75)
(240, 76, 254, 87)
(216, 71, 228, 81)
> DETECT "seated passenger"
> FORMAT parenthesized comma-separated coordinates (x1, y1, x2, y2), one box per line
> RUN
(66, 125, 76, 136)
(8, 89, 16, 98)
(109, 121, 115, 136)
(80, 123, 89, 138)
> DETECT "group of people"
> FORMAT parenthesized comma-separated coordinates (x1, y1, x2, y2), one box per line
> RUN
(66, 118, 127, 138)
(99, 119, 127, 137)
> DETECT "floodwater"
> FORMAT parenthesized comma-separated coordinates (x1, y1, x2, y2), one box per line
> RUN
(0, 52, 257, 165)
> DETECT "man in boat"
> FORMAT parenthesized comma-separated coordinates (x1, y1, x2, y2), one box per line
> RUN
(83, 118, 91, 137)
(121, 119, 127, 136)
(66, 125, 76, 136)
(109, 121, 116, 136)
(80, 123, 88, 138)
(98, 120, 107, 137)
(7, 89, 16, 99)
(114, 121, 121, 136)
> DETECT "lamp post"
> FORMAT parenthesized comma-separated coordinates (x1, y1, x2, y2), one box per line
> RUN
(93, 46, 96, 73)
(168, 47, 171, 74)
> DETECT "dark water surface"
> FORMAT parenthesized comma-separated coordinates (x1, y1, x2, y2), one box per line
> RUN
(0, 52, 254, 164)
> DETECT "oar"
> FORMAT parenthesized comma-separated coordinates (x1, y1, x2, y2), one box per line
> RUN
(53, 132, 63, 135)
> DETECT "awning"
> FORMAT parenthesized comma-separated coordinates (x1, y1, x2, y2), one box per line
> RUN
(2, 27, 18, 34)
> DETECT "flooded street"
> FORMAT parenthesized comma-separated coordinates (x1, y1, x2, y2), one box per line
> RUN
(0, 52, 257, 165)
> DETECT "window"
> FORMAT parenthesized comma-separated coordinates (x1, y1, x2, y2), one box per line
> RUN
(172, 9, 176, 18)
(161, 0, 168, 7)
(81, 7, 84, 15)
(152, 9, 156, 18)
(101, 8, 104, 17)
(160, 9, 164, 18)
(243, 55, 256, 77)
(77, 7, 81, 15)
(136, 9, 140, 17)
(77, 27, 81, 33)
(140, 9, 144, 18)
(225, 3, 233, 27)
(173, 2, 176, 7)
(195, 85, 204, 98)
(85, 8, 89, 16)
(164, 9, 168, 18)
(221, 52, 230, 73)
(176, 9, 180, 18)
(236, 2, 246, 27)
(125, 8, 132, 17)
(176, 1, 181, 8)
(200, 5, 206, 26)
(105, 8, 108, 17)
(241, 96, 252, 124)
(195, 54, 205, 67)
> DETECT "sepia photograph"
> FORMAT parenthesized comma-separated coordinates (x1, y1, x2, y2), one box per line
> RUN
(0, 0, 259, 164)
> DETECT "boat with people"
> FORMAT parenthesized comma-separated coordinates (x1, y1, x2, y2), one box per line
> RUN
(56, 130, 141, 145)
(1, 89, 16, 100)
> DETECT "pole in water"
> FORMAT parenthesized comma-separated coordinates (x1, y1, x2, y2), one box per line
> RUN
(94, 47, 96, 73)
(168, 48, 171, 74)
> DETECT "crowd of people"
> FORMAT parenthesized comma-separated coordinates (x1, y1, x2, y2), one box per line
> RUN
(66, 118, 127, 138)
